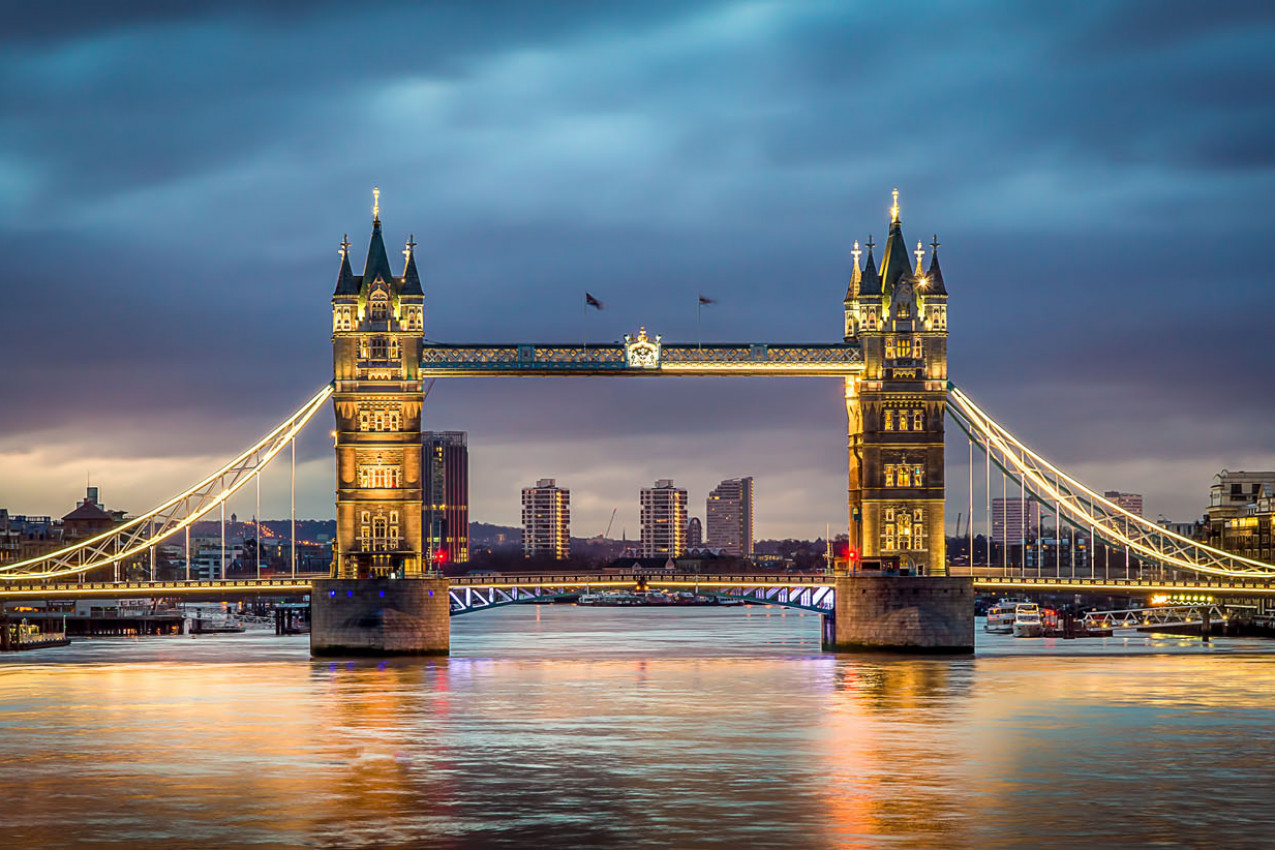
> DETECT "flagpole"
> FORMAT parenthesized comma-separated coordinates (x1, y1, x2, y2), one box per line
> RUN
(697, 299, 702, 351)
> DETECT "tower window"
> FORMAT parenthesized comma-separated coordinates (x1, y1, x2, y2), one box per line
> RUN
(911, 409, 924, 430)
(884, 409, 895, 431)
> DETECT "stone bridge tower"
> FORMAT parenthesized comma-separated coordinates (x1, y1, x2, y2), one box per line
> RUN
(330, 190, 426, 579)
(843, 191, 948, 575)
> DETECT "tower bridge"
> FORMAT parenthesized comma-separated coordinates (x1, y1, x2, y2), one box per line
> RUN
(3, 190, 1273, 655)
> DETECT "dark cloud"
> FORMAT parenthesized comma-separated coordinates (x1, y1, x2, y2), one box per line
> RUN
(1, 0, 1273, 529)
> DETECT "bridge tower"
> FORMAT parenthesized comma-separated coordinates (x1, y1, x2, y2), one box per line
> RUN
(843, 191, 948, 575)
(330, 191, 427, 579)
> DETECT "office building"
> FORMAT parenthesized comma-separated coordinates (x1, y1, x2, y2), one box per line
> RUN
(991, 497, 1042, 545)
(685, 517, 703, 549)
(1104, 491, 1143, 517)
(706, 477, 754, 556)
(422, 431, 469, 564)
(522, 479, 570, 559)
(640, 479, 687, 557)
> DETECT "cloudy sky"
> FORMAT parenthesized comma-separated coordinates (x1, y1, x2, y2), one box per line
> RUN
(1, 0, 1272, 539)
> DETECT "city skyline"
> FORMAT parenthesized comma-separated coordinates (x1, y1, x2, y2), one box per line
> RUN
(2, 2, 1273, 540)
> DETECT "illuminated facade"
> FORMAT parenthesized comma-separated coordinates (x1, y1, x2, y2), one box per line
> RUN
(423, 431, 469, 564)
(640, 480, 687, 557)
(706, 477, 754, 556)
(1103, 491, 1143, 517)
(843, 192, 948, 574)
(331, 192, 426, 578)
(522, 478, 570, 559)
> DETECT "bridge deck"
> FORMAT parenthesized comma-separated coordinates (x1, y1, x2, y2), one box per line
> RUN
(1, 573, 1272, 599)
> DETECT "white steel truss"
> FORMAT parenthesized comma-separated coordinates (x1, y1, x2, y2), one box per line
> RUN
(0, 386, 333, 581)
(947, 384, 1275, 579)
(1082, 604, 1229, 630)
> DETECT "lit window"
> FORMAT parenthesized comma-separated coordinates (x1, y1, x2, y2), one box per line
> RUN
(912, 409, 923, 430)
(884, 410, 894, 431)
(913, 465, 924, 486)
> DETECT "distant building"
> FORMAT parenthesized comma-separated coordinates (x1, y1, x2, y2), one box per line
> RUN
(991, 497, 1041, 545)
(423, 431, 469, 564)
(1158, 518, 1203, 541)
(640, 479, 687, 557)
(1103, 491, 1143, 517)
(522, 479, 570, 559)
(62, 486, 126, 541)
(1207, 470, 1275, 524)
(706, 477, 754, 556)
(685, 517, 703, 549)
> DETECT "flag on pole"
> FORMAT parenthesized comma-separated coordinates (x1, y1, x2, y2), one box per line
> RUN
(698, 294, 716, 305)
(586, 292, 604, 310)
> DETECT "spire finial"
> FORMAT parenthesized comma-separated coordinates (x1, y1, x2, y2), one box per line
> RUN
(372, 187, 380, 222)
(930, 234, 940, 253)
(403, 233, 417, 263)
(914, 240, 925, 273)
(890, 188, 899, 223)
(851, 239, 862, 267)
(865, 234, 876, 251)
(340, 234, 351, 258)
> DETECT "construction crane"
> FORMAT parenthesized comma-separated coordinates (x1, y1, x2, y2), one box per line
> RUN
(602, 507, 618, 539)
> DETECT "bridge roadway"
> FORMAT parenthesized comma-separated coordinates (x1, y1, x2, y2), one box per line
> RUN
(1, 572, 1272, 601)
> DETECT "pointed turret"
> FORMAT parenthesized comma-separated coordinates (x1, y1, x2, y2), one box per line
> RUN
(333, 235, 358, 296)
(401, 234, 423, 297)
(878, 216, 913, 295)
(362, 217, 396, 293)
(859, 239, 882, 297)
(925, 236, 947, 295)
(844, 240, 863, 305)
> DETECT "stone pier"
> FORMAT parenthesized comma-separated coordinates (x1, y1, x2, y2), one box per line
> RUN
(823, 575, 974, 654)
(310, 577, 450, 656)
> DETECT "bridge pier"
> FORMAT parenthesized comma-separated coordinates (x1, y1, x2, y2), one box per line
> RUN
(310, 577, 449, 656)
(822, 575, 974, 654)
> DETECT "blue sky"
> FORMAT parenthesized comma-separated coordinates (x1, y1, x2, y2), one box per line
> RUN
(1, 1, 1273, 538)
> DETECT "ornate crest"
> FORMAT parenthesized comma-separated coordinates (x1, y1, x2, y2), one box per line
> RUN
(624, 326, 662, 369)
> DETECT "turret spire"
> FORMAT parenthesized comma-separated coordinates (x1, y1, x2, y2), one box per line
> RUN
(878, 190, 913, 295)
(401, 234, 423, 297)
(858, 235, 882, 296)
(372, 187, 380, 222)
(914, 240, 925, 274)
(844, 239, 863, 304)
(925, 234, 947, 295)
(333, 234, 358, 296)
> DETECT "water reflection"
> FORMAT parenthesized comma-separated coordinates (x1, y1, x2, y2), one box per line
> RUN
(3, 606, 1275, 848)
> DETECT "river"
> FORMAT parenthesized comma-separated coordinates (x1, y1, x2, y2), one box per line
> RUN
(3, 605, 1274, 848)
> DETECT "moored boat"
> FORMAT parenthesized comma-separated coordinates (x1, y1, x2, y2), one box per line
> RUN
(1012, 603, 1044, 638)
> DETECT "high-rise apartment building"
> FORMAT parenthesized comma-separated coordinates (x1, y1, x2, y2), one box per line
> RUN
(991, 497, 1042, 545)
(522, 478, 570, 559)
(1104, 491, 1143, 517)
(640, 479, 687, 557)
(706, 477, 754, 556)
(422, 431, 469, 564)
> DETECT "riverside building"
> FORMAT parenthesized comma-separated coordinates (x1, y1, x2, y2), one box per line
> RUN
(522, 479, 570, 559)
(422, 431, 469, 565)
(706, 477, 754, 556)
(640, 480, 687, 557)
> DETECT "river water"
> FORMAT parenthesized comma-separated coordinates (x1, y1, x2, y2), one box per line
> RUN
(3, 605, 1275, 848)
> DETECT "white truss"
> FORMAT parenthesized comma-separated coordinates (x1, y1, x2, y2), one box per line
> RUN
(1082, 604, 1229, 630)
(947, 385, 1275, 579)
(0, 386, 333, 581)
